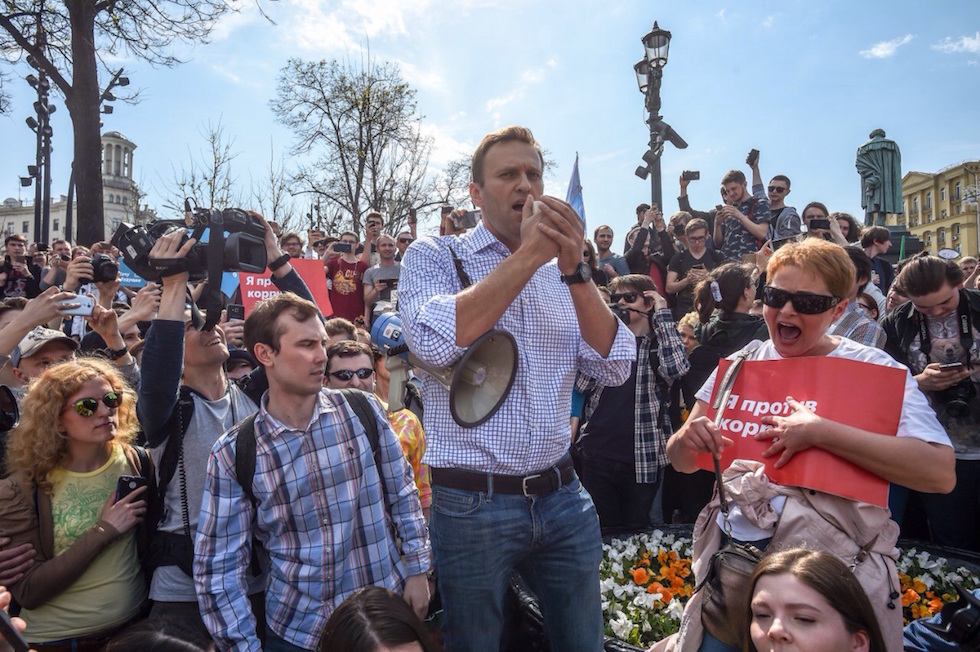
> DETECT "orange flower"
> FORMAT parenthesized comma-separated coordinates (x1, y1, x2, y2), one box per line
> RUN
(632, 567, 650, 585)
(648, 581, 675, 602)
(902, 589, 919, 608)
(912, 578, 928, 594)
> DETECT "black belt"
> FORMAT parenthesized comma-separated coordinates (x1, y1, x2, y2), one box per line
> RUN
(432, 456, 575, 497)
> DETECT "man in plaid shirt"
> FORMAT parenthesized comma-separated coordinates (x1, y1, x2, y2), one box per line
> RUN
(576, 274, 690, 531)
(194, 293, 430, 652)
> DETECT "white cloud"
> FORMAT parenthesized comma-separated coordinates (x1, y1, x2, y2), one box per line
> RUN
(716, 9, 725, 19)
(932, 32, 980, 54)
(859, 34, 914, 59)
(762, 14, 776, 29)
(395, 59, 448, 93)
(484, 60, 558, 117)
(419, 123, 473, 167)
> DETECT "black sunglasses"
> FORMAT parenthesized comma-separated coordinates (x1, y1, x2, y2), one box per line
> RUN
(398, 238, 414, 244)
(610, 292, 640, 304)
(768, 186, 788, 194)
(328, 368, 374, 381)
(70, 392, 122, 417)
(761, 286, 840, 315)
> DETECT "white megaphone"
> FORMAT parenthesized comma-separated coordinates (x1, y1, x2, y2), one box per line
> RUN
(370, 312, 518, 428)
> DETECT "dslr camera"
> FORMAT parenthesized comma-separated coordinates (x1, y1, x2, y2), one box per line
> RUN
(938, 377, 977, 419)
(111, 207, 267, 283)
(88, 253, 119, 283)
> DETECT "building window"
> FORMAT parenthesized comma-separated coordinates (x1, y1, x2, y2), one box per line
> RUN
(914, 197, 919, 211)
(122, 196, 128, 205)
(942, 187, 947, 202)
(53, 219, 59, 232)
(959, 204, 964, 214)
(956, 183, 962, 200)
(926, 192, 932, 209)
(938, 228, 946, 243)
(955, 223, 961, 235)
(943, 209, 949, 218)
(957, 243, 962, 254)
(21, 221, 28, 233)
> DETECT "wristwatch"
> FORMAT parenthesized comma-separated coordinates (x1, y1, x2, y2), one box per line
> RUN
(560, 262, 592, 285)
(106, 346, 129, 360)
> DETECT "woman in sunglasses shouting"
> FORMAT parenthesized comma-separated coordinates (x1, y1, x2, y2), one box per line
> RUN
(662, 238, 954, 652)
(0, 357, 151, 650)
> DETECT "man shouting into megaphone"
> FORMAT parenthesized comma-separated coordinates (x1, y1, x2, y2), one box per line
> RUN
(398, 125, 636, 652)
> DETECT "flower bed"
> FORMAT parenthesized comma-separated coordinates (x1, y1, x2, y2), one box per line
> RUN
(600, 530, 980, 648)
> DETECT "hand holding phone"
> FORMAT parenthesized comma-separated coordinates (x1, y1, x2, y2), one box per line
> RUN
(0, 606, 30, 652)
(58, 294, 95, 317)
(116, 475, 148, 501)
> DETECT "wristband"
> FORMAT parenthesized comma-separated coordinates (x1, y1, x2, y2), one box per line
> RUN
(106, 346, 129, 360)
(268, 253, 291, 272)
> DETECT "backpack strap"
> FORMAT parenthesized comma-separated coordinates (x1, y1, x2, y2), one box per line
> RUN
(234, 412, 260, 508)
(338, 389, 392, 516)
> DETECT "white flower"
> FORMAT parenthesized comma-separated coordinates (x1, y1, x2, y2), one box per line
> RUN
(609, 610, 633, 640)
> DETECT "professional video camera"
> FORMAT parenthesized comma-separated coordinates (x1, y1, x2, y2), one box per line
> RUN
(110, 206, 267, 284)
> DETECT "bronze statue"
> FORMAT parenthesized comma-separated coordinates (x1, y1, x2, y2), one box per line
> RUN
(856, 129, 903, 226)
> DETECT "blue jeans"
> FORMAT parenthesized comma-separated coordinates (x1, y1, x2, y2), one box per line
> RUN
(430, 474, 604, 652)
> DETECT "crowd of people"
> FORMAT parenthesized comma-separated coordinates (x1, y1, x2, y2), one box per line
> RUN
(0, 126, 974, 652)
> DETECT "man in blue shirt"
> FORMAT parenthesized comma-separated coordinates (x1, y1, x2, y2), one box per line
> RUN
(194, 292, 430, 652)
(399, 125, 635, 652)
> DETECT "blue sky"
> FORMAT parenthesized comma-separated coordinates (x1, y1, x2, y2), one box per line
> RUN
(1, 0, 978, 244)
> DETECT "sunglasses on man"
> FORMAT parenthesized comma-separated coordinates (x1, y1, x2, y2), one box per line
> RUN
(761, 286, 840, 314)
(328, 368, 374, 381)
(768, 186, 788, 194)
(610, 292, 642, 304)
(398, 237, 414, 244)
(69, 392, 123, 417)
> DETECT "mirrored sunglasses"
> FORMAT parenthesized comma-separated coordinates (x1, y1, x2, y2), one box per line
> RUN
(761, 286, 840, 315)
(70, 392, 122, 417)
(328, 368, 374, 381)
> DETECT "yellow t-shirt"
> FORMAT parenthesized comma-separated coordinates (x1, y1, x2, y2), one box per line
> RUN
(21, 443, 146, 642)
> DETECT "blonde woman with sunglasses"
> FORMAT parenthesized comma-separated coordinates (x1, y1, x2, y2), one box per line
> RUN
(0, 357, 151, 651)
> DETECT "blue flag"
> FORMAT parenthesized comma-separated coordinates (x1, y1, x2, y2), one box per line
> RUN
(565, 153, 586, 228)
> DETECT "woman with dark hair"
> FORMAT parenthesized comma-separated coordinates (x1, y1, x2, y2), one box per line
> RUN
(583, 238, 608, 287)
(0, 357, 150, 649)
(832, 211, 862, 244)
(318, 586, 436, 652)
(665, 238, 954, 651)
(693, 263, 768, 357)
(744, 548, 886, 652)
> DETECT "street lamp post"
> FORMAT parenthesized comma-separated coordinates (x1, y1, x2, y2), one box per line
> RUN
(25, 64, 55, 246)
(633, 21, 687, 210)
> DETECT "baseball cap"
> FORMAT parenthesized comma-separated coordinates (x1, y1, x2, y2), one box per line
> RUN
(11, 326, 78, 368)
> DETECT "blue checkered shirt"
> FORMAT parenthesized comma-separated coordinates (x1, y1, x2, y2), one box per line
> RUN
(398, 222, 636, 475)
(193, 390, 431, 652)
(576, 310, 691, 483)
(829, 299, 886, 349)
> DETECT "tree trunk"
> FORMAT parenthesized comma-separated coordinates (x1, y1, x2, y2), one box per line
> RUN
(65, 0, 104, 245)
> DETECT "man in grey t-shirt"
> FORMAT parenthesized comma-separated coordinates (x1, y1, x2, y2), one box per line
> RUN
(363, 234, 402, 327)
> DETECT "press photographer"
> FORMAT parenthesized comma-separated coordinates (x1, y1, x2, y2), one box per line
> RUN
(883, 255, 980, 552)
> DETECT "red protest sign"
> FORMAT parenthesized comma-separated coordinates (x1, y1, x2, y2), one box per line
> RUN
(239, 258, 332, 317)
(696, 356, 906, 507)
